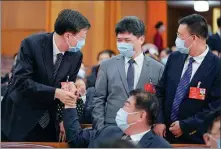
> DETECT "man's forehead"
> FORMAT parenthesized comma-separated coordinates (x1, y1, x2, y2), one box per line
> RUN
(127, 96, 136, 104)
(117, 32, 134, 38)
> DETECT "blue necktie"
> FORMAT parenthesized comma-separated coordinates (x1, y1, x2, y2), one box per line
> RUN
(171, 57, 195, 121)
(127, 59, 135, 92)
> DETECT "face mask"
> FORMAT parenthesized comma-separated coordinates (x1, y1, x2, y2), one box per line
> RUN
(175, 36, 194, 54)
(115, 108, 139, 131)
(117, 42, 135, 58)
(161, 57, 168, 65)
(77, 69, 86, 78)
(67, 36, 86, 52)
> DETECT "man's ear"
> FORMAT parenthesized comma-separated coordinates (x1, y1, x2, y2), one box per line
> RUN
(138, 111, 146, 123)
(203, 133, 211, 147)
(139, 36, 145, 45)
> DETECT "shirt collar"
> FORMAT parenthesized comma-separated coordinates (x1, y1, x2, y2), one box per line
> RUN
(124, 52, 144, 66)
(187, 45, 209, 64)
(130, 129, 150, 142)
(53, 33, 64, 56)
(217, 29, 221, 37)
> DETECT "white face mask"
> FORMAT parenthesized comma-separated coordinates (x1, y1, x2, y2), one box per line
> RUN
(175, 36, 194, 54)
(115, 108, 139, 131)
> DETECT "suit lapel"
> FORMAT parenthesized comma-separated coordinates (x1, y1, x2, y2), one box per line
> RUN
(136, 55, 150, 89)
(116, 56, 130, 95)
(190, 51, 213, 87)
(173, 54, 188, 87)
(138, 130, 154, 148)
(41, 33, 54, 85)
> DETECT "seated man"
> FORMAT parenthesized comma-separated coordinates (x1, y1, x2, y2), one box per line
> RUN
(203, 109, 220, 148)
(64, 89, 171, 148)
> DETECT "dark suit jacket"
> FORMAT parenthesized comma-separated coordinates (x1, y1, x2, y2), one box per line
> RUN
(207, 33, 221, 53)
(156, 50, 221, 143)
(1, 32, 82, 141)
(64, 108, 172, 148)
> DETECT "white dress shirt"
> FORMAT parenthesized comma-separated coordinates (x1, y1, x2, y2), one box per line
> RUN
(53, 33, 64, 64)
(130, 129, 150, 144)
(125, 53, 144, 89)
(181, 45, 209, 81)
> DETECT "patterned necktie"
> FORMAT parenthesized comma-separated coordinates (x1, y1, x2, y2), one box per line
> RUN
(122, 134, 132, 141)
(171, 57, 195, 121)
(39, 53, 63, 129)
(127, 59, 135, 91)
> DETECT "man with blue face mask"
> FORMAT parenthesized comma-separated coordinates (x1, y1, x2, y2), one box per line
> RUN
(63, 89, 171, 148)
(1, 9, 90, 142)
(154, 14, 221, 144)
(92, 16, 164, 131)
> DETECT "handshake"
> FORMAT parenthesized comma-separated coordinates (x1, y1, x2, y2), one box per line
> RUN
(55, 82, 79, 108)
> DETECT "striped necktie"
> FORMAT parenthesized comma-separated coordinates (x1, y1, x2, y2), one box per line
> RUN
(171, 57, 195, 121)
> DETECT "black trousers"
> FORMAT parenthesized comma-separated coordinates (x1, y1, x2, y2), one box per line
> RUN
(24, 119, 57, 142)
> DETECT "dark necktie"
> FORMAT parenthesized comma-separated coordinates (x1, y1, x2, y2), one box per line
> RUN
(39, 53, 63, 128)
(127, 59, 135, 91)
(122, 134, 132, 141)
(171, 57, 195, 121)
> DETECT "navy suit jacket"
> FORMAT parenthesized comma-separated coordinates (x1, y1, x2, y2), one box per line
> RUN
(1, 32, 82, 141)
(207, 33, 221, 53)
(64, 108, 172, 148)
(156, 50, 221, 143)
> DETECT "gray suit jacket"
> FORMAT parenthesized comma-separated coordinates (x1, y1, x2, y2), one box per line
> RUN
(92, 54, 164, 130)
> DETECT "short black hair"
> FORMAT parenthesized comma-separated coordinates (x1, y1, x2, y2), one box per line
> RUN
(155, 21, 163, 29)
(217, 17, 221, 28)
(205, 109, 221, 133)
(115, 16, 145, 37)
(178, 14, 208, 39)
(130, 89, 159, 125)
(97, 49, 116, 61)
(54, 9, 91, 35)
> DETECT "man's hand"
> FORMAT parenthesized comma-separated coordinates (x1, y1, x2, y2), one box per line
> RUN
(55, 89, 77, 107)
(169, 121, 183, 138)
(154, 124, 166, 137)
(59, 121, 66, 142)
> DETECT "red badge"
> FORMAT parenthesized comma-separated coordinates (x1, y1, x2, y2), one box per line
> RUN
(144, 83, 156, 94)
(189, 82, 206, 100)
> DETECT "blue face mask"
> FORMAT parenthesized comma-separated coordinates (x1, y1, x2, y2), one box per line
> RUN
(115, 108, 139, 131)
(117, 42, 135, 58)
(161, 57, 168, 65)
(67, 36, 86, 52)
(175, 36, 194, 54)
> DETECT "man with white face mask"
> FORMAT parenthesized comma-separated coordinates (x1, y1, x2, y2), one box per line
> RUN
(92, 16, 164, 131)
(63, 89, 171, 148)
(1, 9, 90, 142)
(154, 14, 221, 144)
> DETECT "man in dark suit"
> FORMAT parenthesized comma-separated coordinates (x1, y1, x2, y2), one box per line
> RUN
(154, 14, 221, 144)
(1, 9, 91, 142)
(207, 17, 221, 57)
(64, 89, 172, 148)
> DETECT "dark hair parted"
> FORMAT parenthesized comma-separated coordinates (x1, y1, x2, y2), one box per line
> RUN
(54, 9, 91, 35)
(178, 14, 208, 39)
(115, 16, 145, 37)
